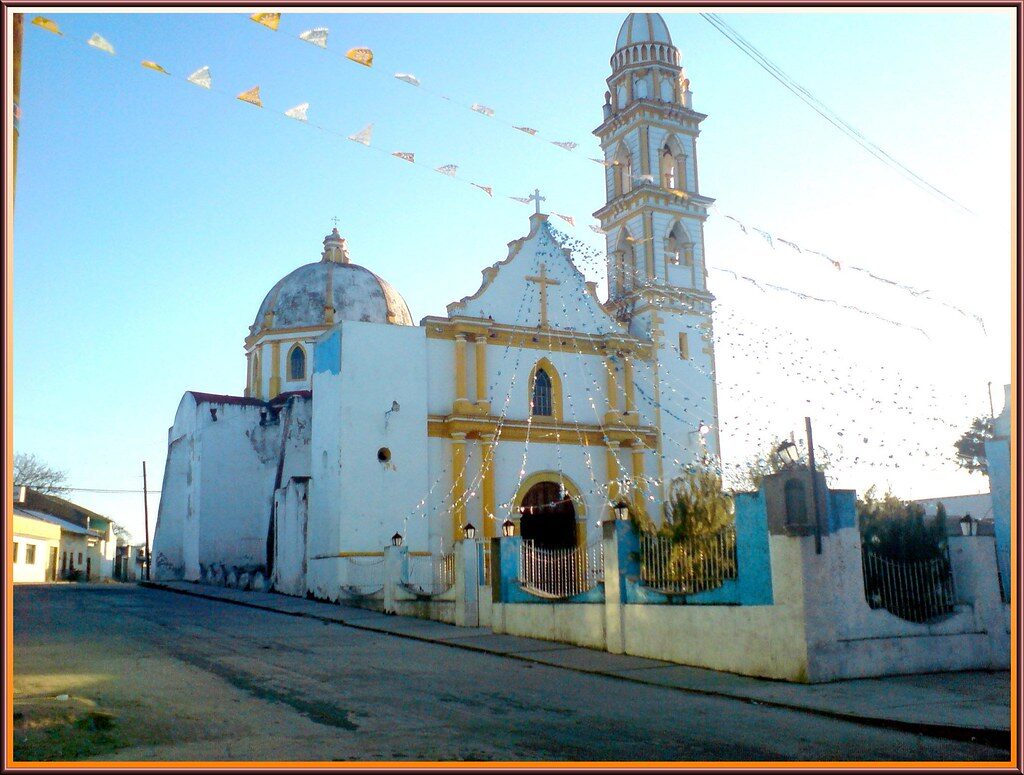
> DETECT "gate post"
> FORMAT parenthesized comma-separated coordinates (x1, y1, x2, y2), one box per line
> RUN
(602, 519, 632, 654)
(383, 544, 408, 614)
(454, 538, 480, 626)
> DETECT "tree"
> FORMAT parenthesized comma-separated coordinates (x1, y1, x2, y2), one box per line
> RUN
(857, 486, 946, 561)
(112, 523, 133, 544)
(13, 453, 68, 495)
(954, 416, 994, 476)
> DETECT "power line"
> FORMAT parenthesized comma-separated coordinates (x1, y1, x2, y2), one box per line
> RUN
(61, 487, 162, 494)
(699, 13, 974, 215)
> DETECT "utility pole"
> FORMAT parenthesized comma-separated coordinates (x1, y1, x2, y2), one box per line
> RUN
(142, 461, 151, 581)
(805, 417, 823, 555)
(988, 381, 995, 420)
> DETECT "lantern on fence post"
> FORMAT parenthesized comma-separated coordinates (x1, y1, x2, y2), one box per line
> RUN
(959, 514, 975, 536)
(774, 439, 801, 469)
(501, 519, 516, 537)
(462, 523, 477, 540)
(613, 501, 630, 521)
(391, 532, 404, 547)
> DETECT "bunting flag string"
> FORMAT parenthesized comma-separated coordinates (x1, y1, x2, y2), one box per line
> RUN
(187, 66, 212, 89)
(471, 104, 495, 117)
(346, 47, 373, 67)
(249, 13, 281, 31)
(298, 27, 328, 49)
(32, 16, 62, 35)
(236, 85, 262, 108)
(28, 18, 990, 340)
(347, 123, 373, 146)
(284, 102, 309, 121)
(87, 34, 114, 54)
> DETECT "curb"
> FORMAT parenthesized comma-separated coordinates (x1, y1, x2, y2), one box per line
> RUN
(139, 581, 1010, 751)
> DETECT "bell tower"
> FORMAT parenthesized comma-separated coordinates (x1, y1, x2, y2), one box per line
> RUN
(594, 12, 721, 474)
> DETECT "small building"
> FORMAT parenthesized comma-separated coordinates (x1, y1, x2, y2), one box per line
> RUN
(12, 510, 61, 583)
(913, 492, 995, 536)
(13, 487, 121, 581)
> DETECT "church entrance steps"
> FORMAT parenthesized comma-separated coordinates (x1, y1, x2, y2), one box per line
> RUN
(140, 580, 1010, 750)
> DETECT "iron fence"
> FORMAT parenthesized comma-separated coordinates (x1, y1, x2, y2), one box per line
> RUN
(479, 541, 492, 587)
(407, 552, 456, 596)
(639, 526, 737, 595)
(861, 548, 957, 623)
(343, 555, 384, 595)
(518, 540, 604, 598)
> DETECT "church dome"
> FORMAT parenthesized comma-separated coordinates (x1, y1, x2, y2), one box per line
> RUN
(615, 13, 672, 50)
(252, 228, 413, 333)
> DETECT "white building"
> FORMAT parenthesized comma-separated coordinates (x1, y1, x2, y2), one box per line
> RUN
(153, 13, 721, 600)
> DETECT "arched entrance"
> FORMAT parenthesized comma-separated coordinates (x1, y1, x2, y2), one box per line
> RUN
(518, 480, 577, 550)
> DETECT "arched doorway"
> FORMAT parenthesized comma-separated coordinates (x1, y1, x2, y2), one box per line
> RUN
(519, 481, 577, 550)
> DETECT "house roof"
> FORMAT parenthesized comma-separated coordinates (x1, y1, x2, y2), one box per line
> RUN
(14, 507, 99, 537)
(14, 488, 114, 533)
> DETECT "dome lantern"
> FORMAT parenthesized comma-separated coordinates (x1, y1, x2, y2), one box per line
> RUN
(322, 227, 350, 264)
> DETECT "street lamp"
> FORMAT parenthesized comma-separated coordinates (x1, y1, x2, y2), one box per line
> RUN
(774, 440, 801, 469)
(501, 519, 516, 537)
(462, 523, 477, 540)
(390, 532, 404, 547)
(613, 501, 630, 521)
(959, 514, 976, 536)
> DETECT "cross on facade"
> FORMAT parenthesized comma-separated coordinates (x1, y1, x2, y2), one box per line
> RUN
(525, 262, 561, 328)
(527, 188, 546, 215)
(330, 216, 341, 228)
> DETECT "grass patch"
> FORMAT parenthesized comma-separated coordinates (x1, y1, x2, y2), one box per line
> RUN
(13, 702, 125, 761)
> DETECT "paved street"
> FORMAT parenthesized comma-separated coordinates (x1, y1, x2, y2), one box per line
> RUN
(11, 584, 1010, 763)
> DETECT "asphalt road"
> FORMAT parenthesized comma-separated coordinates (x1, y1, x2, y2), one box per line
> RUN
(11, 584, 1008, 763)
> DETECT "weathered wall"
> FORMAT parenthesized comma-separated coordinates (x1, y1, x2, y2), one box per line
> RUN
(272, 478, 309, 597)
(12, 515, 60, 583)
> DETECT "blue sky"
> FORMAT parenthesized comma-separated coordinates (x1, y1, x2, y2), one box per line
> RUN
(13, 9, 1014, 541)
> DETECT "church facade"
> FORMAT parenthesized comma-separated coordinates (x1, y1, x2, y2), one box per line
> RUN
(152, 13, 721, 600)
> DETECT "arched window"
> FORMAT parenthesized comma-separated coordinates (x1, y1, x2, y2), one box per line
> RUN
(661, 146, 678, 189)
(665, 222, 693, 267)
(614, 145, 633, 197)
(288, 344, 306, 380)
(532, 369, 553, 416)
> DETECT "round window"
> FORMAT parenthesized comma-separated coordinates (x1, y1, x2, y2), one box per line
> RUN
(377, 447, 391, 463)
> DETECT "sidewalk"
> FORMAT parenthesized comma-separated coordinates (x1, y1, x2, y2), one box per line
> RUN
(141, 580, 1011, 749)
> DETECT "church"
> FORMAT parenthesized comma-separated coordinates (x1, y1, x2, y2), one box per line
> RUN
(152, 12, 722, 599)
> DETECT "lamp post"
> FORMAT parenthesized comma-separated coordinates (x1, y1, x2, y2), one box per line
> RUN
(501, 519, 515, 537)
(391, 532, 404, 547)
(959, 514, 975, 536)
(773, 440, 801, 469)
(462, 523, 477, 540)
(613, 501, 630, 521)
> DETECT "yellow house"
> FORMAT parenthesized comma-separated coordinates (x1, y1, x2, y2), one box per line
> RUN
(12, 511, 60, 583)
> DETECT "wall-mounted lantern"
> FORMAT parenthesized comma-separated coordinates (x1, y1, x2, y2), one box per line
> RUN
(462, 523, 477, 540)
(501, 519, 516, 537)
(391, 532, 404, 547)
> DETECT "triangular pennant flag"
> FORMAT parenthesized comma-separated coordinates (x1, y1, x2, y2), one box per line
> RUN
(32, 17, 62, 35)
(284, 102, 309, 121)
(777, 238, 801, 252)
(435, 164, 458, 177)
(250, 13, 281, 31)
(589, 225, 606, 235)
(187, 66, 212, 89)
(471, 183, 493, 197)
(510, 196, 532, 205)
(392, 151, 415, 163)
(394, 73, 420, 86)
(299, 27, 328, 48)
(590, 158, 614, 167)
(471, 104, 494, 117)
(553, 213, 576, 227)
(87, 34, 114, 54)
(515, 126, 538, 135)
(236, 86, 262, 108)
(141, 61, 169, 75)
(551, 140, 577, 151)
(668, 188, 689, 199)
(346, 48, 373, 67)
(348, 123, 373, 146)
(753, 228, 774, 248)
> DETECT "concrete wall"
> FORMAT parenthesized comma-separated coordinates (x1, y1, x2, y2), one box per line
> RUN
(272, 478, 309, 597)
(152, 392, 311, 584)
